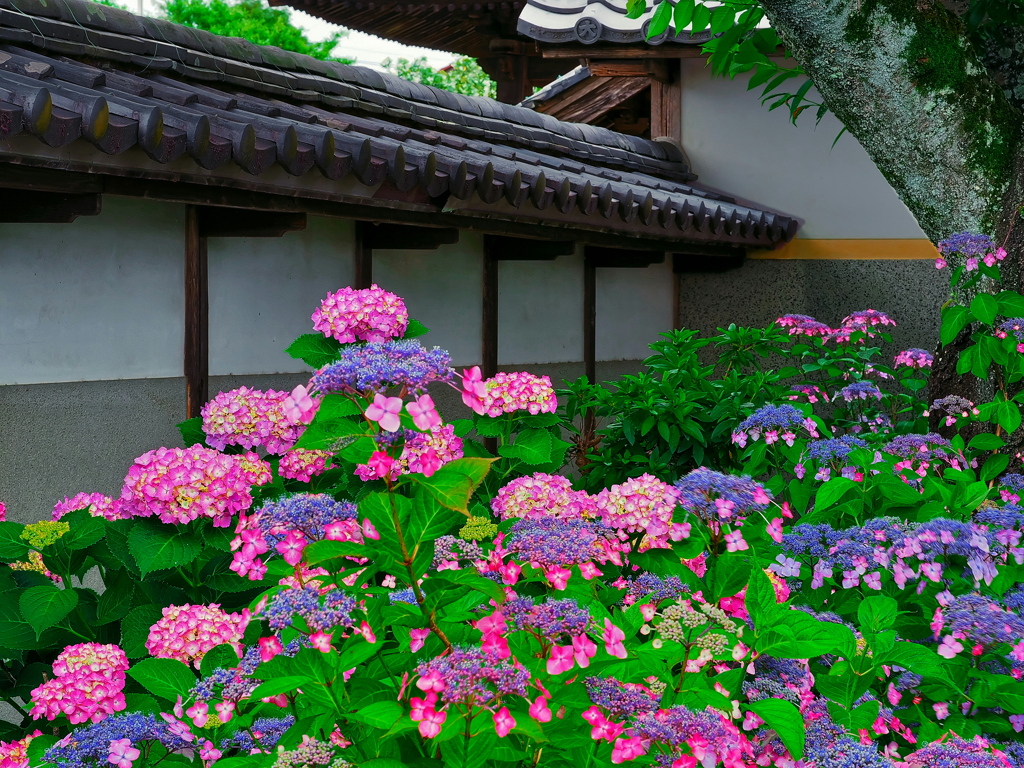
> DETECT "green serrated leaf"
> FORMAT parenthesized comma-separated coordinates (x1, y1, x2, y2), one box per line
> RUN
(971, 293, 998, 325)
(128, 657, 197, 701)
(0, 522, 29, 562)
(176, 416, 207, 447)
(747, 698, 804, 760)
(408, 457, 494, 513)
(121, 604, 165, 658)
(498, 429, 553, 465)
(285, 333, 343, 368)
(403, 319, 431, 339)
(128, 521, 201, 578)
(19, 585, 78, 638)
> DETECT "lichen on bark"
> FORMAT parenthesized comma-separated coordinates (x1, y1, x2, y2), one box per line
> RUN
(757, 0, 1022, 241)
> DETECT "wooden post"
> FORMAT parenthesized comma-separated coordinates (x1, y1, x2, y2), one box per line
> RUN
(583, 255, 596, 385)
(482, 250, 499, 379)
(650, 60, 681, 140)
(184, 205, 209, 418)
(496, 55, 531, 105)
(354, 221, 372, 289)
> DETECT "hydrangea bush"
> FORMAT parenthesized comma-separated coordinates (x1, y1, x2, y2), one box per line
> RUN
(4, 235, 1024, 768)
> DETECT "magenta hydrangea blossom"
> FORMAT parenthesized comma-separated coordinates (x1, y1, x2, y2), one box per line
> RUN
(776, 314, 832, 337)
(480, 372, 557, 417)
(491, 473, 596, 521)
(278, 448, 332, 482)
(355, 425, 463, 482)
(118, 446, 271, 527)
(30, 644, 129, 725)
(145, 604, 247, 668)
(201, 386, 313, 454)
(52, 492, 124, 521)
(594, 473, 686, 548)
(894, 348, 934, 369)
(0, 730, 41, 768)
(311, 284, 409, 343)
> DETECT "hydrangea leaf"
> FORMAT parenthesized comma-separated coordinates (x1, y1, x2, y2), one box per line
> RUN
(498, 429, 553, 466)
(128, 520, 202, 578)
(748, 699, 805, 759)
(402, 319, 430, 339)
(285, 333, 343, 368)
(0, 522, 29, 561)
(19, 585, 79, 638)
(408, 457, 495, 513)
(176, 416, 207, 447)
(127, 657, 197, 701)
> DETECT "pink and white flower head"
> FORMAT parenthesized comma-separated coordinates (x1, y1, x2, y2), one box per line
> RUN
(278, 448, 332, 482)
(0, 730, 42, 768)
(492, 473, 597, 521)
(52, 492, 124, 521)
(30, 644, 130, 725)
(145, 604, 247, 667)
(119, 445, 271, 527)
(202, 387, 312, 454)
(595, 474, 681, 548)
(312, 284, 409, 343)
(480, 371, 557, 417)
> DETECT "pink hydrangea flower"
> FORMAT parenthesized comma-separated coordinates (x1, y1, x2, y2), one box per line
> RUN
(312, 284, 409, 343)
(119, 446, 271, 527)
(594, 474, 682, 548)
(365, 394, 404, 432)
(355, 425, 463, 482)
(491, 473, 597, 521)
(30, 644, 129, 724)
(202, 387, 313, 454)
(480, 372, 557, 417)
(278, 449, 332, 482)
(0, 731, 42, 768)
(145, 604, 247, 667)
(52, 492, 125, 521)
(107, 739, 140, 768)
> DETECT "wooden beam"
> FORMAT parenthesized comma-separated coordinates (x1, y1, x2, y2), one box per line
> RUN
(0, 189, 101, 223)
(672, 246, 746, 272)
(543, 45, 709, 59)
(184, 205, 209, 419)
(354, 221, 372, 289)
(538, 76, 651, 126)
(588, 59, 669, 81)
(0, 164, 102, 193)
(362, 223, 460, 250)
(483, 235, 575, 261)
(586, 246, 666, 269)
(198, 208, 306, 238)
(651, 60, 681, 139)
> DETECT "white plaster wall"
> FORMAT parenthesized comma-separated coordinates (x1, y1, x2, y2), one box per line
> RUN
(373, 233, 484, 367)
(498, 250, 584, 365)
(0, 196, 186, 385)
(596, 257, 675, 360)
(680, 60, 926, 240)
(208, 216, 355, 376)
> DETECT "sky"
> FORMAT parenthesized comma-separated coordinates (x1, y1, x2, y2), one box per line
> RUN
(136, 0, 457, 71)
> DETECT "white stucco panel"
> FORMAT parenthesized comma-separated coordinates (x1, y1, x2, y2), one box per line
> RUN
(208, 216, 355, 376)
(680, 60, 926, 240)
(498, 250, 584, 366)
(0, 197, 186, 385)
(596, 257, 674, 361)
(373, 233, 484, 368)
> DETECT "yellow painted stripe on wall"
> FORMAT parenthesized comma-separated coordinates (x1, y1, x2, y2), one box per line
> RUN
(749, 239, 938, 260)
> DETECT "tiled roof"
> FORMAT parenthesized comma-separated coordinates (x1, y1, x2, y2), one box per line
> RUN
(0, 0, 799, 246)
(519, 64, 591, 108)
(518, 0, 712, 45)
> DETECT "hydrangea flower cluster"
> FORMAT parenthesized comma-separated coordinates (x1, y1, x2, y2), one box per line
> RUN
(311, 284, 408, 343)
(118, 445, 271, 526)
(355, 425, 463, 481)
(0, 730, 40, 768)
(936, 232, 1007, 270)
(1000, 474, 1024, 503)
(52, 492, 122, 521)
(145, 604, 247, 667)
(674, 468, 772, 548)
(44, 712, 194, 768)
(278, 448, 332, 482)
(894, 348, 934, 368)
(787, 383, 829, 403)
(505, 518, 622, 570)
(230, 493, 361, 581)
(997, 319, 1024, 352)
(795, 435, 868, 481)
(480, 371, 557, 417)
(20, 520, 69, 549)
(312, 341, 452, 395)
(732, 404, 819, 448)
(262, 585, 358, 650)
(412, 646, 530, 738)
(201, 386, 309, 454)
(776, 314, 832, 337)
(839, 309, 897, 333)
(491, 473, 596, 521)
(30, 644, 129, 725)
(884, 433, 972, 477)
(926, 395, 979, 426)
(503, 597, 592, 639)
(594, 473, 686, 548)
(837, 380, 883, 402)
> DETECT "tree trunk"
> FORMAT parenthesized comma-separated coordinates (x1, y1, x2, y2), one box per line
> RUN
(755, 0, 1024, 420)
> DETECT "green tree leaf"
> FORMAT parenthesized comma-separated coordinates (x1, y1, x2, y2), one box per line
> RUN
(128, 521, 201, 578)
(647, 0, 672, 37)
(747, 698, 804, 759)
(498, 429, 553, 466)
(19, 585, 79, 638)
(127, 657, 197, 701)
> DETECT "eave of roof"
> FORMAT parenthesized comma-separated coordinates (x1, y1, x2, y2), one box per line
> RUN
(0, 0, 799, 248)
(518, 0, 713, 46)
